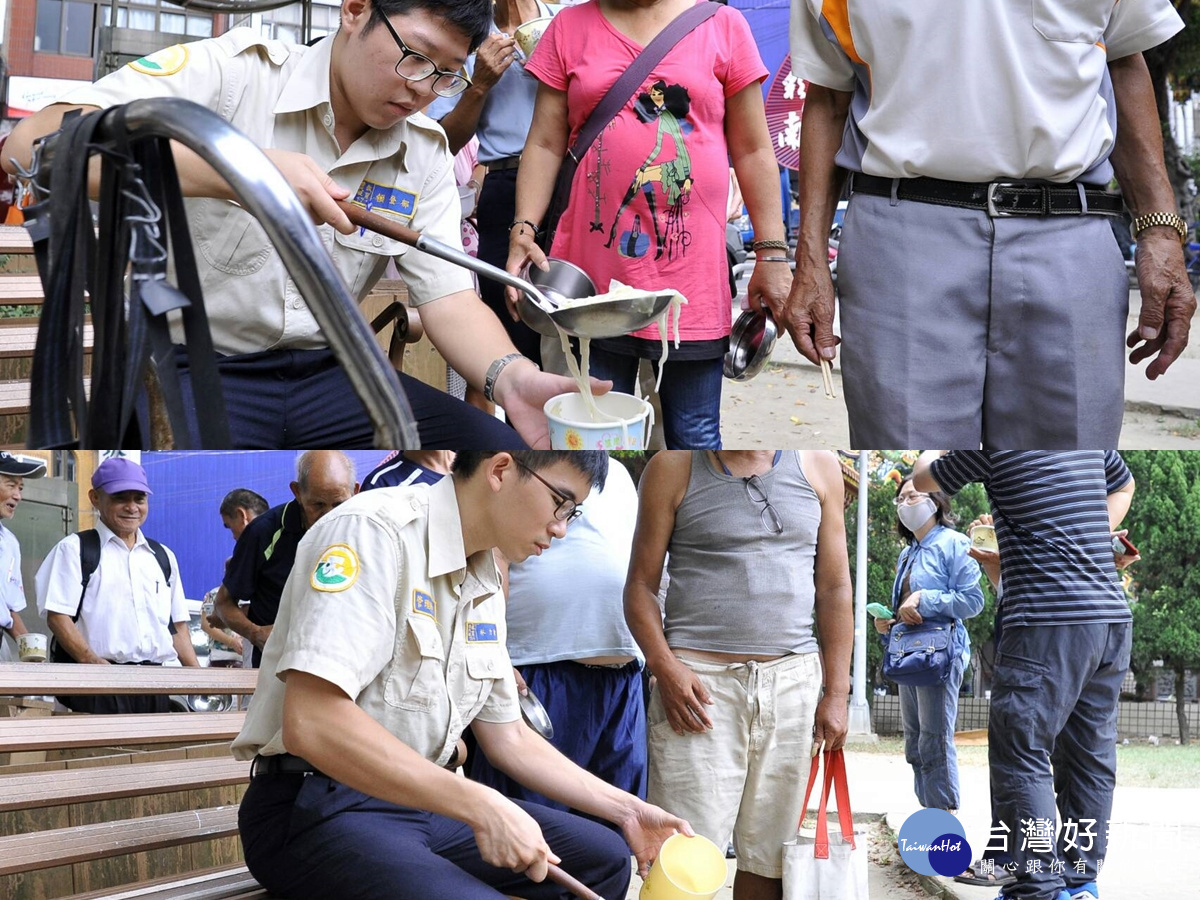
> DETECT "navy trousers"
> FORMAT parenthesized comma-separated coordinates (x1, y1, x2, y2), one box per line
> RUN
(989, 622, 1130, 900)
(239, 773, 632, 900)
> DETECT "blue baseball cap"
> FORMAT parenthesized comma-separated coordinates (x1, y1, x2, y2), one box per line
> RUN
(0, 452, 46, 478)
(92, 458, 152, 495)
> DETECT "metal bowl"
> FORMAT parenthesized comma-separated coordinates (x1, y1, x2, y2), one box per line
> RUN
(549, 289, 677, 340)
(516, 258, 597, 337)
(723, 308, 778, 381)
(519, 687, 555, 739)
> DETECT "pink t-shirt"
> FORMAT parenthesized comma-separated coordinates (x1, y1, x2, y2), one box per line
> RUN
(526, 1, 766, 342)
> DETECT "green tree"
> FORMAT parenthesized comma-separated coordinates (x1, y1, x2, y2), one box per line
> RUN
(1145, 0, 1198, 221)
(1120, 451, 1200, 744)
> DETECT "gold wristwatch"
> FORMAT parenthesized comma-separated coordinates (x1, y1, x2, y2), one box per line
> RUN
(1131, 211, 1189, 243)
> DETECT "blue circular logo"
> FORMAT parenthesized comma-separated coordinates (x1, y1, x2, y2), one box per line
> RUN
(897, 809, 970, 877)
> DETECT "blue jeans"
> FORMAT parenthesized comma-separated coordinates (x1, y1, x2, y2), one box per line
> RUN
(989, 622, 1130, 900)
(585, 345, 723, 449)
(899, 653, 965, 810)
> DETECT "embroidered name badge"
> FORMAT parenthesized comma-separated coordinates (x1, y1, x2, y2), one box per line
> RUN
(412, 589, 436, 619)
(311, 544, 360, 592)
(350, 180, 419, 234)
(466, 622, 498, 643)
(130, 45, 189, 77)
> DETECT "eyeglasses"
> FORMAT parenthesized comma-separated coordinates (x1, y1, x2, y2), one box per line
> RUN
(513, 459, 582, 523)
(378, 16, 472, 98)
(745, 474, 783, 535)
(893, 491, 931, 507)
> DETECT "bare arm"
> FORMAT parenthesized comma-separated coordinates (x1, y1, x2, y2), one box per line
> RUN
(437, 33, 518, 154)
(213, 584, 271, 650)
(780, 84, 851, 364)
(912, 450, 948, 493)
(200, 608, 244, 654)
(805, 450, 853, 754)
(1108, 52, 1195, 379)
(1107, 475, 1136, 530)
(726, 83, 791, 315)
(46, 611, 108, 664)
(5, 611, 27, 639)
(172, 624, 199, 667)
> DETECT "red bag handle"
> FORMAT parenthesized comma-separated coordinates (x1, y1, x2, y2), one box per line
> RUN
(797, 750, 857, 859)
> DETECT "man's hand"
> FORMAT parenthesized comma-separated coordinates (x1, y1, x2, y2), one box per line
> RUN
(491, 360, 611, 449)
(617, 800, 694, 878)
(473, 32, 517, 90)
(251, 624, 273, 650)
(967, 513, 1001, 587)
(653, 657, 714, 735)
(471, 792, 559, 882)
(897, 593, 923, 625)
(513, 666, 529, 696)
(812, 692, 849, 756)
(1112, 529, 1141, 570)
(1128, 230, 1195, 379)
(745, 256, 793, 321)
(263, 149, 353, 234)
(778, 255, 839, 365)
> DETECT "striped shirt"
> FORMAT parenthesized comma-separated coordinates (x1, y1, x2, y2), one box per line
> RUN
(930, 452, 1132, 628)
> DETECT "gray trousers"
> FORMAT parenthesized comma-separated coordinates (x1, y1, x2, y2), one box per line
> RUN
(837, 191, 1129, 448)
(988, 621, 1131, 900)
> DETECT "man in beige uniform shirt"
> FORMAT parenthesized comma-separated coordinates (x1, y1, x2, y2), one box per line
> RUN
(232, 451, 689, 900)
(1, 0, 603, 449)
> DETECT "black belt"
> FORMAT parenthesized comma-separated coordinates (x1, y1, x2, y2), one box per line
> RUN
(851, 173, 1123, 218)
(487, 155, 522, 173)
(251, 753, 324, 778)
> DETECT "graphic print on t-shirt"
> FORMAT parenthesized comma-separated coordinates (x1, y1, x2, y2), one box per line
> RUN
(602, 80, 694, 261)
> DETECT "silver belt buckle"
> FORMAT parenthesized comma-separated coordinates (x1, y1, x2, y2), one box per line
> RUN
(986, 182, 1019, 218)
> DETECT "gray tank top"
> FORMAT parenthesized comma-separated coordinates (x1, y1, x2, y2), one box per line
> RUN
(663, 451, 821, 655)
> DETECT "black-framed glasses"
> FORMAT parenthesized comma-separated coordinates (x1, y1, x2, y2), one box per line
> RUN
(378, 15, 472, 98)
(513, 459, 583, 522)
(745, 474, 783, 535)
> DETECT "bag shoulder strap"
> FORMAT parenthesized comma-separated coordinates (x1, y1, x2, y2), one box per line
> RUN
(567, 1, 720, 163)
(76, 528, 101, 621)
(145, 537, 173, 584)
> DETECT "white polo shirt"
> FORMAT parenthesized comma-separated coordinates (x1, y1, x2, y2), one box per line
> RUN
(0, 524, 26, 631)
(35, 521, 189, 664)
(790, 0, 1184, 183)
(61, 28, 474, 356)
(233, 476, 520, 767)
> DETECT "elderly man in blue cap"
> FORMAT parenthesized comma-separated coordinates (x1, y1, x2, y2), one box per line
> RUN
(0, 452, 46, 660)
(37, 457, 197, 712)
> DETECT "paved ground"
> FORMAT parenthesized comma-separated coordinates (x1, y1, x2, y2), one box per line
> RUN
(720, 283, 1200, 449)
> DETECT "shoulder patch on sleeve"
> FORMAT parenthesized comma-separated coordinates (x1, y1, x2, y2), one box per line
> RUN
(311, 544, 361, 592)
(129, 45, 189, 77)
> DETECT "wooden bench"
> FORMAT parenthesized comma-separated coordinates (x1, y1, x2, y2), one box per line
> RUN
(0, 225, 444, 447)
(0, 663, 268, 900)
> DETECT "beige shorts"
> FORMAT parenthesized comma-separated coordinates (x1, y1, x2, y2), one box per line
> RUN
(647, 651, 821, 879)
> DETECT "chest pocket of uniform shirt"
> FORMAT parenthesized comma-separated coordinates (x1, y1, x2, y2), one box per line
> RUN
(333, 228, 408, 261)
(189, 200, 275, 275)
(385, 616, 444, 711)
(462, 645, 506, 721)
(1031, 0, 1116, 44)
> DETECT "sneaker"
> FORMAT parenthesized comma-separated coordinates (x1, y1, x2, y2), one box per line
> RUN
(1066, 883, 1098, 899)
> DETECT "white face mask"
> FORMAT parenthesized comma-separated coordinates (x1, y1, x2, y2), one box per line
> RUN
(897, 498, 937, 532)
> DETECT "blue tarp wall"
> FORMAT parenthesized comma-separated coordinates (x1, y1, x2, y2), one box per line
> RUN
(732, 0, 791, 97)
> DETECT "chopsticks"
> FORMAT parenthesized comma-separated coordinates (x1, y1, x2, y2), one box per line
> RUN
(819, 358, 837, 400)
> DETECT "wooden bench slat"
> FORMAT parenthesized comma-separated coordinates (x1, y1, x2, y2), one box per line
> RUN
(0, 319, 93, 357)
(0, 274, 44, 304)
(62, 865, 266, 900)
(0, 376, 91, 416)
(0, 711, 246, 752)
(0, 225, 33, 254)
(0, 663, 260, 695)
(0, 805, 240, 876)
(0, 755, 250, 812)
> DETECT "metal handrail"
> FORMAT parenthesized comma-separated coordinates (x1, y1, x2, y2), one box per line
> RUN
(29, 98, 418, 448)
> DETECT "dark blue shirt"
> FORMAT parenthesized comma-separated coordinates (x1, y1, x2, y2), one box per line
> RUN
(222, 500, 306, 628)
(930, 451, 1133, 628)
(361, 453, 444, 490)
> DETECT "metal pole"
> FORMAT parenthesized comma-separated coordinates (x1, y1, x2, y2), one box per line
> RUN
(848, 451, 874, 737)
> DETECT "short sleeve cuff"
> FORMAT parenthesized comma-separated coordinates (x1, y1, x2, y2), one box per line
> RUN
(403, 271, 477, 306)
(277, 650, 370, 702)
(790, 53, 856, 93)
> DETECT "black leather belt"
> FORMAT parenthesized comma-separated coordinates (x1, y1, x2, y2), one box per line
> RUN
(251, 754, 323, 778)
(487, 155, 522, 173)
(851, 173, 1123, 218)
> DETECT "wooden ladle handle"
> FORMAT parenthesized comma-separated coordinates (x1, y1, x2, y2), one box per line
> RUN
(546, 863, 606, 900)
(335, 199, 422, 247)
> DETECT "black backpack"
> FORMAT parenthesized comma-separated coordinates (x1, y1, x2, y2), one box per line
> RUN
(48, 529, 174, 664)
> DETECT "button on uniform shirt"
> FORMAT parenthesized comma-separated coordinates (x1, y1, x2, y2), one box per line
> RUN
(0, 524, 27, 631)
(789, 0, 1184, 183)
(233, 476, 520, 767)
(60, 29, 474, 356)
(35, 521, 189, 664)
(930, 451, 1133, 629)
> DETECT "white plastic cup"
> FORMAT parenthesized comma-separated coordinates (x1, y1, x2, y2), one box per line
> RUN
(544, 391, 653, 450)
(969, 524, 998, 553)
(17, 632, 47, 662)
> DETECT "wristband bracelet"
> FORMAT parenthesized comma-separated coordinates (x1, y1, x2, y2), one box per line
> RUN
(509, 219, 541, 235)
(752, 239, 789, 252)
(483, 352, 526, 403)
(756, 256, 792, 263)
(1130, 211, 1188, 243)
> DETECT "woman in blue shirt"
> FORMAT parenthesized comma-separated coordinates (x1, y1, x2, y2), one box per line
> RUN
(877, 477, 985, 812)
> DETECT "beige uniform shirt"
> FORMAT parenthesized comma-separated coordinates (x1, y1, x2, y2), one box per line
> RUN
(233, 476, 520, 767)
(61, 28, 474, 356)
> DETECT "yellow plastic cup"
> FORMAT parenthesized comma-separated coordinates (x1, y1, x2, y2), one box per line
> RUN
(639, 834, 727, 900)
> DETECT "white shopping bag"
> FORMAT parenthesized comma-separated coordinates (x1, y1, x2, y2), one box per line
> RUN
(782, 750, 868, 899)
